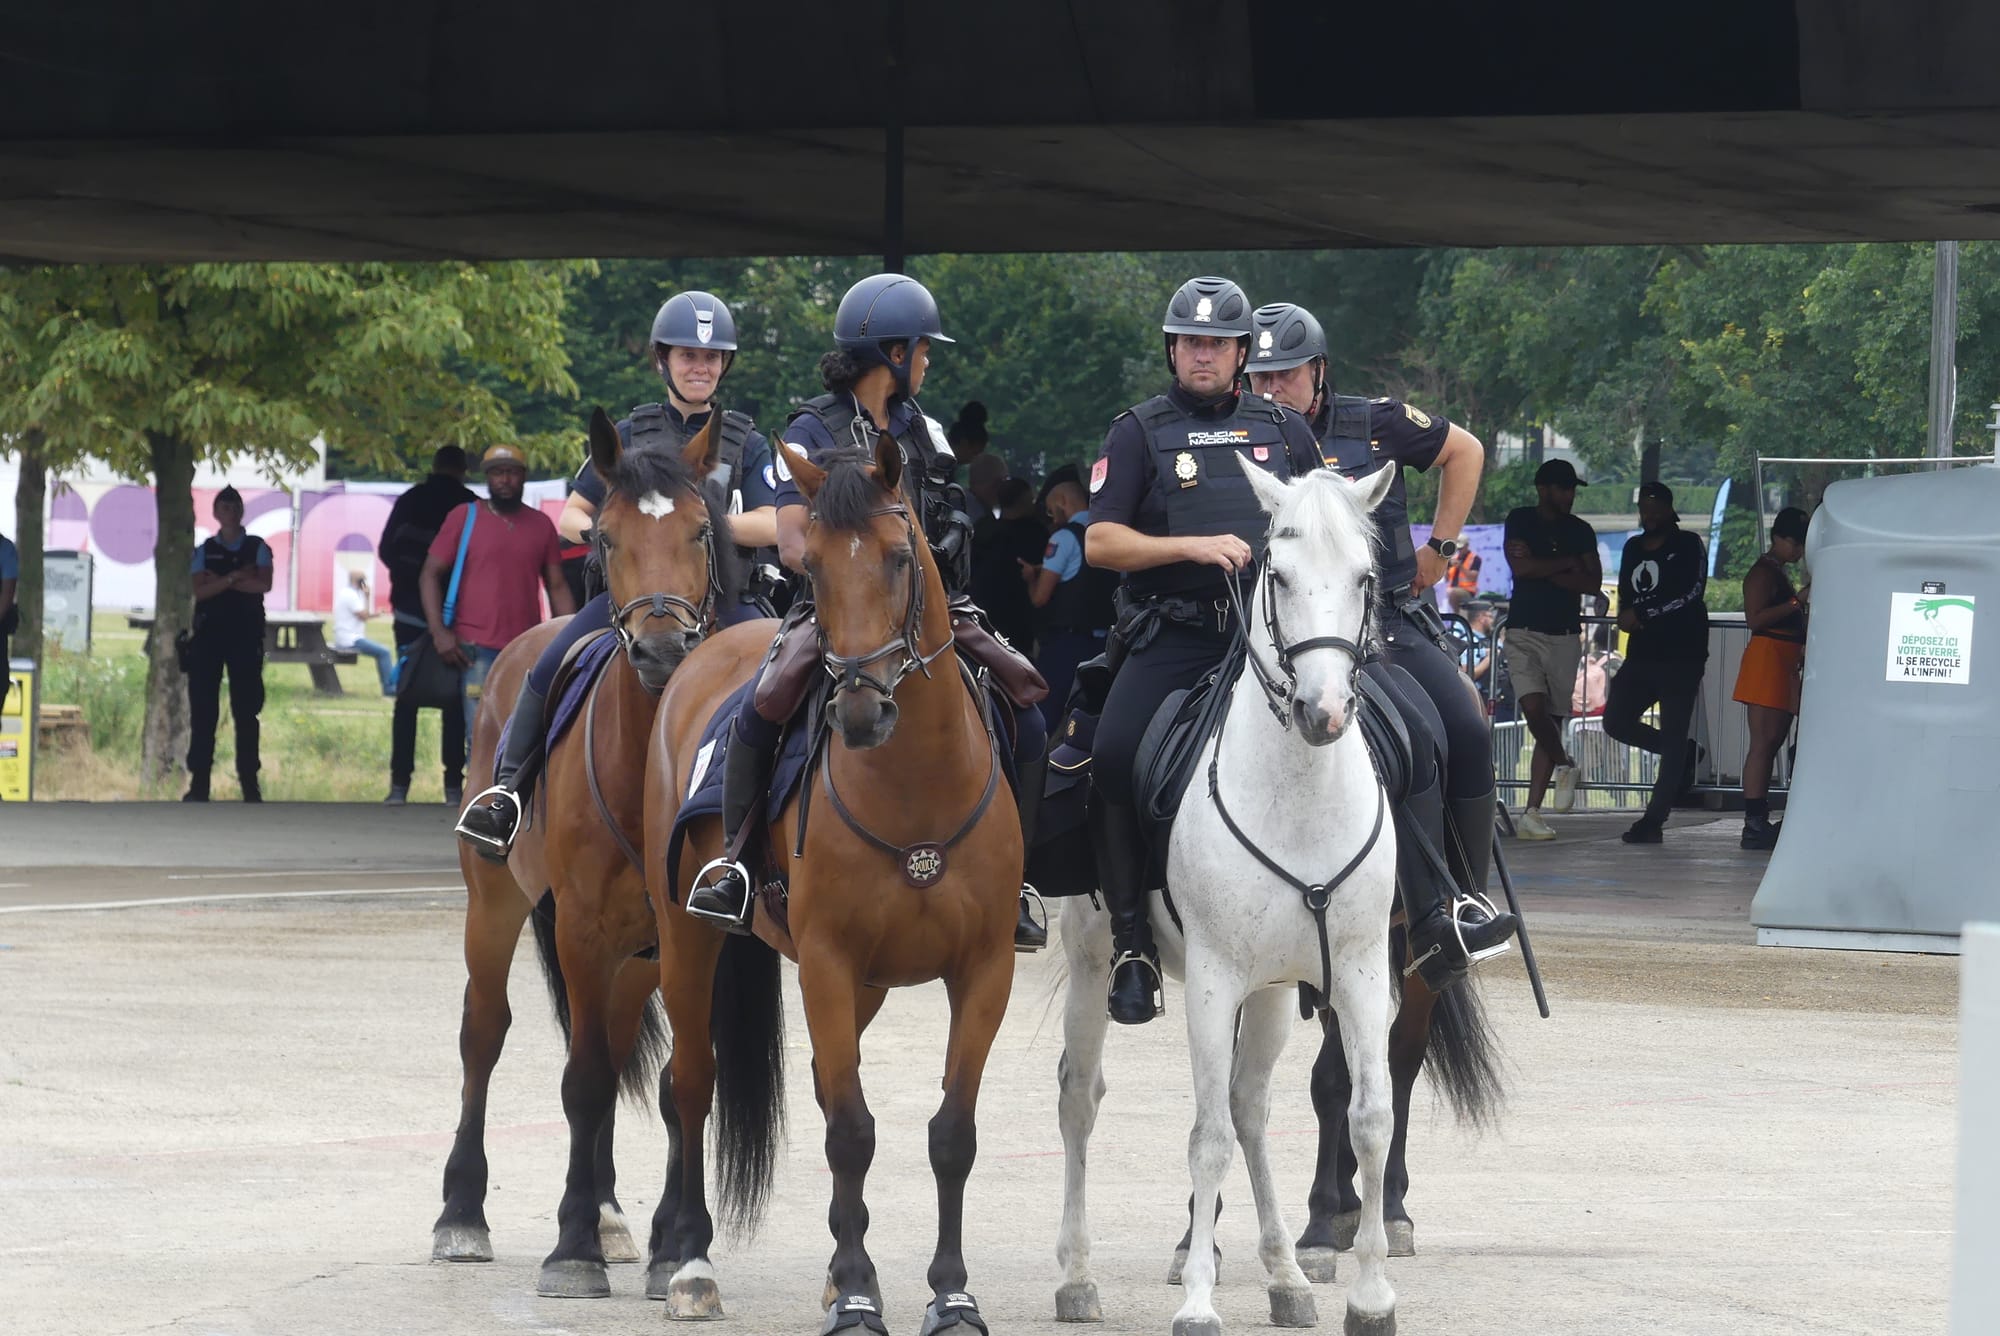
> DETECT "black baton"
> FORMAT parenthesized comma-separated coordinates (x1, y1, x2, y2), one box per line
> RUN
(1491, 831, 1550, 1019)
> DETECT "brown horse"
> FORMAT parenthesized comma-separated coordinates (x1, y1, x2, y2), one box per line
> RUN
(640, 432, 1020, 1331)
(431, 407, 738, 1300)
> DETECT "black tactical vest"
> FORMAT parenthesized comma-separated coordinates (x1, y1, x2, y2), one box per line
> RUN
(626, 402, 751, 506)
(1125, 393, 1293, 600)
(789, 394, 973, 595)
(1317, 395, 1419, 594)
(1040, 520, 1119, 633)
(194, 535, 269, 640)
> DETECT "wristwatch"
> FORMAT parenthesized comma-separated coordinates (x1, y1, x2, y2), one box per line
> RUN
(1425, 534, 1461, 559)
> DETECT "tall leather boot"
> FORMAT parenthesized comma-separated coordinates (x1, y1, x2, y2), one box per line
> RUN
(1445, 791, 1498, 904)
(1092, 797, 1161, 1025)
(455, 681, 549, 861)
(686, 724, 778, 929)
(1402, 776, 1517, 991)
(1012, 740, 1050, 953)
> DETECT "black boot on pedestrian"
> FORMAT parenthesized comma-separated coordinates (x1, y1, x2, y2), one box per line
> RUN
(239, 773, 262, 804)
(1093, 799, 1162, 1025)
(183, 772, 211, 804)
(1013, 740, 1050, 953)
(687, 726, 778, 931)
(456, 681, 549, 862)
(1741, 815, 1781, 850)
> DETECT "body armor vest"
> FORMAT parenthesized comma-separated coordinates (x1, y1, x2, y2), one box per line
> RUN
(194, 535, 269, 640)
(1317, 395, 1419, 594)
(627, 402, 772, 573)
(790, 394, 973, 595)
(1126, 393, 1292, 600)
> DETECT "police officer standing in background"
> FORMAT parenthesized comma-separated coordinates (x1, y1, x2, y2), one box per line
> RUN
(185, 486, 273, 802)
(1245, 302, 1515, 980)
(1083, 276, 1328, 1023)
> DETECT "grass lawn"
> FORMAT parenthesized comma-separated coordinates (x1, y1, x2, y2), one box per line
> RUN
(31, 611, 459, 804)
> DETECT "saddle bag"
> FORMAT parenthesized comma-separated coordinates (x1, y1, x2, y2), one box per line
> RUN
(948, 596, 1048, 709)
(751, 601, 822, 724)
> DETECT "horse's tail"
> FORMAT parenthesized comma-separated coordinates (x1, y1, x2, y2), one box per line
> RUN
(528, 891, 671, 1108)
(1424, 975, 1505, 1129)
(710, 931, 786, 1239)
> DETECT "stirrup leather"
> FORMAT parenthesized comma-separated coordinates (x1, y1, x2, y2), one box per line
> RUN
(1108, 950, 1165, 1019)
(453, 784, 523, 855)
(687, 856, 753, 927)
(1404, 890, 1511, 980)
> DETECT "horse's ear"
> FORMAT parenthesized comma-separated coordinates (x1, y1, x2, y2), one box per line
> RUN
(1236, 453, 1291, 515)
(682, 411, 721, 480)
(588, 407, 622, 480)
(783, 442, 826, 500)
(1352, 461, 1397, 512)
(873, 426, 903, 495)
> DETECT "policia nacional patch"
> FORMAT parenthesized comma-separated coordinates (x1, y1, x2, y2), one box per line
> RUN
(1174, 451, 1199, 487)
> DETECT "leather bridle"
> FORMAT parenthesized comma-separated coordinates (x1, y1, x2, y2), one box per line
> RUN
(809, 502, 954, 699)
(1224, 549, 1376, 730)
(596, 504, 723, 659)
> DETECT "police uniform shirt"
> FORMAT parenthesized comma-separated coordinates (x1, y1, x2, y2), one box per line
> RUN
(771, 397, 949, 510)
(571, 405, 776, 514)
(190, 532, 274, 578)
(1086, 383, 1323, 534)
(1042, 509, 1090, 583)
(1315, 396, 1451, 594)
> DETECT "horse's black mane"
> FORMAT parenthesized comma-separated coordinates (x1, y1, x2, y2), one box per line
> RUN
(604, 446, 745, 608)
(808, 447, 894, 533)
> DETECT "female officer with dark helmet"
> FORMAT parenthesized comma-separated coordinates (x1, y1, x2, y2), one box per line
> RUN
(685, 272, 1051, 951)
(1083, 276, 1330, 1024)
(456, 290, 776, 858)
(1247, 300, 1517, 993)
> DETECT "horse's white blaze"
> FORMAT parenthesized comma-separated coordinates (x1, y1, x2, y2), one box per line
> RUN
(637, 491, 676, 519)
(848, 536, 862, 559)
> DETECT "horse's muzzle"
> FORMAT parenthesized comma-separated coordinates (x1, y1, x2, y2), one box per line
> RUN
(828, 686, 898, 750)
(1293, 695, 1351, 746)
(627, 631, 693, 692)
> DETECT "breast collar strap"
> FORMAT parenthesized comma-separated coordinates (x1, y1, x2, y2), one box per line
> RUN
(809, 502, 955, 699)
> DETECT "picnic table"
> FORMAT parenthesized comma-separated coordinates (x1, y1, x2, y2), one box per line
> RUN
(125, 609, 359, 696)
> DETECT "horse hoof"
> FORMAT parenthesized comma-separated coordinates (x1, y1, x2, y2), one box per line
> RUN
(1171, 1316, 1224, 1336)
(1270, 1286, 1317, 1328)
(1344, 1306, 1396, 1336)
(598, 1204, 641, 1264)
(666, 1273, 725, 1321)
(1166, 1245, 1219, 1286)
(1296, 1246, 1338, 1284)
(537, 1258, 610, 1299)
(430, 1224, 493, 1263)
(645, 1259, 684, 1300)
(1387, 1219, 1415, 1258)
(1055, 1280, 1103, 1322)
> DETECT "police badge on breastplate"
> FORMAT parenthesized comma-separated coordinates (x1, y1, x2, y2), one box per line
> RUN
(1174, 451, 1199, 488)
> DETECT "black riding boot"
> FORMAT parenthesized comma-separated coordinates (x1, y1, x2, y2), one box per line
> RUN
(686, 726, 778, 929)
(1013, 742, 1050, 953)
(455, 681, 549, 862)
(1402, 777, 1517, 991)
(1092, 798, 1162, 1025)
(1445, 791, 1497, 903)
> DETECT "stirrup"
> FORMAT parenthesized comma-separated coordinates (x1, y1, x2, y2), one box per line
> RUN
(1403, 892, 1511, 983)
(453, 785, 522, 861)
(687, 856, 754, 930)
(1108, 950, 1165, 1020)
(1452, 890, 1515, 965)
(1015, 883, 1048, 953)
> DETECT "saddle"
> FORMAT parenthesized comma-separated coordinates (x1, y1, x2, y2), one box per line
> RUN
(490, 629, 620, 786)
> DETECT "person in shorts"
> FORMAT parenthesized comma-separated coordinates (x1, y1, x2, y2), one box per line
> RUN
(1502, 459, 1600, 838)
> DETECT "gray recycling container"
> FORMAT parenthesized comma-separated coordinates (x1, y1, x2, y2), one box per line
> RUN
(1751, 464, 2000, 952)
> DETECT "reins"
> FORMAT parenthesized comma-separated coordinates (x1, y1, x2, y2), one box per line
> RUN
(811, 502, 956, 699)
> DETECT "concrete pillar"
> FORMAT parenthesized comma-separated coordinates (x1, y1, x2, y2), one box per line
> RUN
(1953, 922, 2000, 1331)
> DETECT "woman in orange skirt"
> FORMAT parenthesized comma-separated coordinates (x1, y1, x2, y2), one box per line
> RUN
(1734, 507, 1810, 849)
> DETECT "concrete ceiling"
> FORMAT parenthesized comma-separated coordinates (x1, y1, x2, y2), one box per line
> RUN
(5, 1, 2000, 263)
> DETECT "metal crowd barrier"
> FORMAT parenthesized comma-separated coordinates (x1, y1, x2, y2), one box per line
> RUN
(1453, 610, 1793, 809)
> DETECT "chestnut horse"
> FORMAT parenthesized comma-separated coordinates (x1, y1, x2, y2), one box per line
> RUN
(640, 434, 1020, 1332)
(432, 408, 738, 1300)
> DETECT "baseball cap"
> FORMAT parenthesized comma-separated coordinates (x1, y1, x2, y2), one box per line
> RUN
(1048, 707, 1098, 772)
(1637, 480, 1678, 520)
(480, 444, 530, 473)
(1533, 459, 1587, 489)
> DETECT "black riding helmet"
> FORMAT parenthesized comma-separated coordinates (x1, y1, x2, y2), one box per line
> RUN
(1249, 301, 1329, 409)
(1161, 275, 1252, 375)
(651, 290, 738, 404)
(835, 273, 955, 393)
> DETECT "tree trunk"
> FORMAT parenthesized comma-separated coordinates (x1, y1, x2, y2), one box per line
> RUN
(12, 431, 46, 661)
(140, 431, 196, 788)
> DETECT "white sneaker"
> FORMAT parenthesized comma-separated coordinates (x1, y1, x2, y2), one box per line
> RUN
(1551, 764, 1580, 814)
(1516, 809, 1557, 841)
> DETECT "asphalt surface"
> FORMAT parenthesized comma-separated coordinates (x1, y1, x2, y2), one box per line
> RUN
(0, 804, 1956, 1335)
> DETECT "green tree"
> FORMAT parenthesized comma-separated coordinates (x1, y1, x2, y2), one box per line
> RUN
(15, 261, 583, 782)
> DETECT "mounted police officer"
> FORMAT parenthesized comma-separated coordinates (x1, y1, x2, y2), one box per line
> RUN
(455, 290, 778, 858)
(685, 272, 1052, 951)
(1083, 276, 1331, 1024)
(1246, 301, 1517, 989)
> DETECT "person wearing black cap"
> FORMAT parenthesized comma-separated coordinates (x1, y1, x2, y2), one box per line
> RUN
(1502, 459, 1601, 838)
(185, 486, 274, 802)
(1604, 481, 1711, 843)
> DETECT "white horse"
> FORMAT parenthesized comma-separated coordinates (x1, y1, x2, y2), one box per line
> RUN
(1056, 459, 1402, 1336)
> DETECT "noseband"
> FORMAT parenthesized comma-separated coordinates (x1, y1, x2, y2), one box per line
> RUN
(1224, 551, 1375, 730)
(810, 502, 954, 699)
(597, 508, 724, 658)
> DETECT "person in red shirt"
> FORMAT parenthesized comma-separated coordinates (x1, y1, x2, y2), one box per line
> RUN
(420, 444, 575, 756)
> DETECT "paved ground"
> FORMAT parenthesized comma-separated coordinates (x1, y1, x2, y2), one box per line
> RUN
(0, 804, 1957, 1335)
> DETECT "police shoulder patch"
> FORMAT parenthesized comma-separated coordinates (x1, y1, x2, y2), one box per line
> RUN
(774, 444, 796, 482)
(1089, 457, 1109, 494)
(1403, 403, 1434, 429)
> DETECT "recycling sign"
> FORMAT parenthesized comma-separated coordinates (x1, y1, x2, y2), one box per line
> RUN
(1886, 591, 1975, 685)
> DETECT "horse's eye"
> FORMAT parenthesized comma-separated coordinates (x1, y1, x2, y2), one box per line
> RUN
(1269, 570, 1289, 590)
